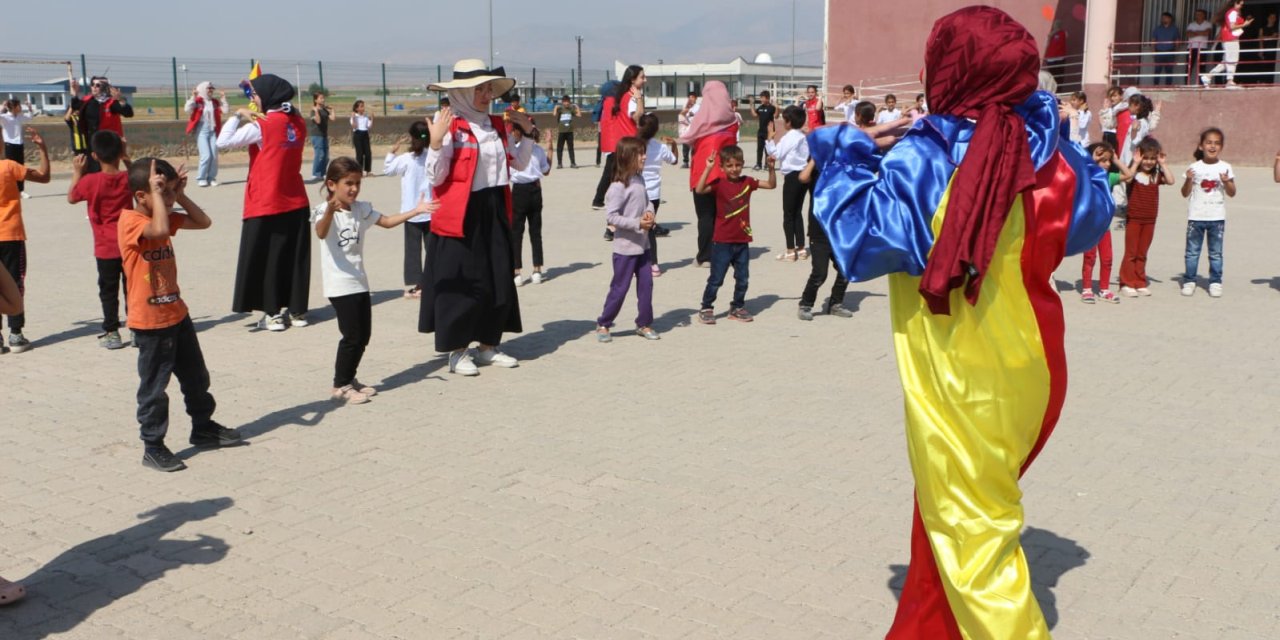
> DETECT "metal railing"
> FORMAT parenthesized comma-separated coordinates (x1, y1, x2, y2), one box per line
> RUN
(1111, 38, 1280, 87)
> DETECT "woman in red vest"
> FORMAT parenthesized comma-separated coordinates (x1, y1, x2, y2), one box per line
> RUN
(591, 65, 646, 216)
(216, 74, 312, 332)
(66, 76, 134, 174)
(184, 82, 225, 187)
(420, 60, 536, 377)
(678, 81, 740, 265)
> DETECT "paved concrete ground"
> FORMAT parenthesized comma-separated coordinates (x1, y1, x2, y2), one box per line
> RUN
(2, 142, 1278, 639)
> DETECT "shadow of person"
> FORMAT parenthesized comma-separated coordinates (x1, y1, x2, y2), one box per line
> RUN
(1249, 276, 1280, 293)
(540, 262, 600, 282)
(192, 399, 339, 451)
(651, 307, 698, 333)
(832, 290, 886, 314)
(499, 319, 597, 361)
(9, 498, 233, 638)
(746, 294, 785, 315)
(375, 357, 448, 393)
(29, 321, 101, 350)
(886, 527, 1088, 630)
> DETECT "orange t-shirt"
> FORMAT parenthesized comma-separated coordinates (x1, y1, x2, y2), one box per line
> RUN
(118, 209, 189, 330)
(0, 160, 30, 242)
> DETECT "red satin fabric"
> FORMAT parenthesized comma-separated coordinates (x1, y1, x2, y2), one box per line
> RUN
(917, 6, 1041, 315)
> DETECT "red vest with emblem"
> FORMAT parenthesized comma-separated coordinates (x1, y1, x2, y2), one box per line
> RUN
(243, 110, 310, 218)
(99, 98, 125, 135)
(430, 115, 514, 239)
(185, 98, 223, 135)
(600, 90, 638, 153)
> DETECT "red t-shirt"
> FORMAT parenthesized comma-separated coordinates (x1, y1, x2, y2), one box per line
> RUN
(1221, 9, 1242, 41)
(687, 128, 739, 191)
(711, 176, 758, 244)
(118, 209, 189, 330)
(1045, 29, 1068, 59)
(804, 97, 824, 130)
(70, 171, 131, 259)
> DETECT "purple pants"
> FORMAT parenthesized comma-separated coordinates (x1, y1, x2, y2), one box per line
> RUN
(597, 252, 654, 328)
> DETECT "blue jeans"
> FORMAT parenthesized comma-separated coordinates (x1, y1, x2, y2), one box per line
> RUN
(195, 123, 218, 182)
(311, 135, 329, 178)
(1184, 220, 1224, 284)
(701, 242, 750, 310)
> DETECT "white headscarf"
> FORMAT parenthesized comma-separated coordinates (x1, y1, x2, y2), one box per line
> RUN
(196, 81, 212, 101)
(446, 85, 492, 129)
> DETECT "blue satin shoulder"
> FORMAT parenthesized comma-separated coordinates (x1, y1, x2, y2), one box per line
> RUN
(1056, 133, 1116, 256)
(810, 90, 1083, 282)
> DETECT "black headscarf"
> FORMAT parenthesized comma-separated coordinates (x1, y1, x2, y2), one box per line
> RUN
(249, 74, 295, 112)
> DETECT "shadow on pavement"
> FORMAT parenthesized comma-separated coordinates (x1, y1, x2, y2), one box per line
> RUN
(501, 319, 597, 361)
(28, 321, 101, 350)
(540, 262, 600, 282)
(886, 526, 1089, 630)
(8, 498, 233, 638)
(377, 357, 448, 392)
(225, 399, 339, 444)
(1249, 276, 1280, 292)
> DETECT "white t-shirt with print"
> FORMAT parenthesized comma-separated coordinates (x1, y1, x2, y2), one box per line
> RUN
(1186, 160, 1234, 221)
(642, 138, 678, 201)
(312, 200, 382, 298)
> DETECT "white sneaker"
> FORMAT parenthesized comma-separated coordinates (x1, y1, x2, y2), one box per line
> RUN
(1136, 287, 1152, 296)
(1199, 74, 1211, 88)
(1225, 83, 1242, 90)
(474, 348, 518, 368)
(1181, 282, 1196, 297)
(288, 313, 309, 327)
(1120, 286, 1138, 298)
(1208, 283, 1223, 298)
(530, 271, 544, 284)
(208, 180, 219, 187)
(448, 349, 479, 376)
(20, 192, 30, 199)
(197, 180, 209, 187)
(260, 313, 287, 331)
(513, 274, 525, 287)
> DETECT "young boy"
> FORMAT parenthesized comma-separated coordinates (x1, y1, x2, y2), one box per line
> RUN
(875, 94, 903, 125)
(120, 158, 240, 472)
(796, 159, 852, 321)
(695, 145, 775, 324)
(0, 127, 51, 353)
(68, 130, 133, 349)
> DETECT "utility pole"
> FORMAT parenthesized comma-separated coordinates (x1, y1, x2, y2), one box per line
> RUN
(575, 35, 584, 99)
(489, 0, 495, 70)
(790, 0, 796, 85)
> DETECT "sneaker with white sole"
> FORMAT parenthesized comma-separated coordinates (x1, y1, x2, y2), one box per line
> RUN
(208, 180, 219, 187)
(1137, 287, 1152, 296)
(1119, 286, 1139, 298)
(514, 274, 526, 287)
(474, 348, 518, 368)
(530, 271, 544, 284)
(1181, 282, 1196, 297)
(142, 446, 187, 472)
(1208, 283, 1223, 298)
(331, 384, 370, 405)
(448, 349, 480, 376)
(98, 330, 125, 350)
(260, 314, 287, 331)
(288, 313, 309, 328)
(1199, 74, 1211, 88)
(197, 180, 209, 187)
(20, 192, 30, 200)
(8, 333, 31, 353)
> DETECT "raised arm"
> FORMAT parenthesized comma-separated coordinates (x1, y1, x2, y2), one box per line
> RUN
(216, 109, 265, 149)
(173, 165, 211, 230)
(22, 129, 51, 184)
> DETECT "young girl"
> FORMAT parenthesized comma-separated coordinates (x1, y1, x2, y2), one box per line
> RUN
(314, 157, 436, 404)
(1, 99, 34, 198)
(638, 113, 678, 277)
(350, 100, 373, 175)
(1180, 127, 1236, 297)
(766, 105, 810, 261)
(1099, 86, 1124, 150)
(853, 101, 877, 129)
(1064, 91, 1091, 145)
(381, 120, 433, 297)
(1119, 137, 1174, 297)
(594, 136, 658, 342)
(1119, 94, 1153, 167)
(834, 85, 858, 123)
(509, 121, 552, 286)
(1081, 142, 1132, 304)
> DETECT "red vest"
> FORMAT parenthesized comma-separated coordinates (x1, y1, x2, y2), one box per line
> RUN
(1115, 109, 1133, 148)
(431, 115, 514, 239)
(244, 110, 309, 218)
(98, 98, 125, 135)
(600, 90, 638, 153)
(185, 98, 223, 135)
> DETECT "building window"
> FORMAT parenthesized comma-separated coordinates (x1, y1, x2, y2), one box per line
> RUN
(46, 94, 63, 107)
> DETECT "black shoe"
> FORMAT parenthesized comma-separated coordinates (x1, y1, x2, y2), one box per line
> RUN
(654, 224, 671, 237)
(190, 422, 243, 448)
(557, 164, 563, 170)
(681, 162, 690, 169)
(142, 447, 187, 472)
(752, 165, 762, 171)
(570, 164, 579, 169)
(603, 230, 615, 241)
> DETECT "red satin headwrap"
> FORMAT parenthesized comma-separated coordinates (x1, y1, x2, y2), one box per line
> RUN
(917, 6, 1041, 315)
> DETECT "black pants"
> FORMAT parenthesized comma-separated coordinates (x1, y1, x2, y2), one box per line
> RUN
(781, 172, 807, 250)
(648, 199, 660, 265)
(800, 236, 849, 308)
(403, 221, 430, 287)
(133, 315, 216, 447)
(681, 144, 691, 165)
(512, 183, 544, 269)
(755, 133, 768, 167)
(330, 292, 371, 388)
(96, 257, 126, 332)
(692, 190, 717, 264)
(1102, 131, 1118, 150)
(556, 132, 576, 167)
(352, 130, 372, 173)
(0, 240, 25, 332)
(3, 143, 24, 192)
(592, 153, 616, 207)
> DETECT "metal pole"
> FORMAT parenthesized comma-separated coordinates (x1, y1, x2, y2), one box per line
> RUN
(532, 68, 537, 110)
(674, 71, 678, 109)
(488, 0, 494, 70)
(318, 61, 324, 90)
(437, 64, 443, 104)
(171, 57, 180, 120)
(790, 0, 796, 84)
(570, 69, 575, 102)
(79, 53, 87, 88)
(575, 36, 584, 102)
(381, 63, 388, 116)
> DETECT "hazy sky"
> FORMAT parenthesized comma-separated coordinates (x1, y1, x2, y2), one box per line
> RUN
(2, 0, 826, 71)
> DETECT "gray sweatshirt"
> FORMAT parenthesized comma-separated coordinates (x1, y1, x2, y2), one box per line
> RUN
(604, 175, 651, 255)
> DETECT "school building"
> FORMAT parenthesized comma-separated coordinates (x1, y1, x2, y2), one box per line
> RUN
(824, 0, 1279, 163)
(613, 56, 824, 109)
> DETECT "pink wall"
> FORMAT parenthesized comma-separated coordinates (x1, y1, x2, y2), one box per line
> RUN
(1133, 88, 1280, 166)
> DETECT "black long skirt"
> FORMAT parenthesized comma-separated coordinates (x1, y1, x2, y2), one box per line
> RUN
(418, 186, 522, 352)
(231, 207, 311, 315)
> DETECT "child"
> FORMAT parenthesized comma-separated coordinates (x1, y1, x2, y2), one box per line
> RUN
(1064, 91, 1091, 145)
(594, 136, 659, 342)
(853, 101, 877, 129)
(1119, 94, 1153, 167)
(752, 90, 777, 170)
(315, 157, 436, 404)
(1081, 142, 1130, 304)
(1180, 127, 1235, 298)
(907, 93, 928, 117)
(875, 94, 902, 125)
(766, 105, 810, 261)
(638, 113, 678, 277)
(695, 144, 775, 324)
(1, 99, 34, 198)
(1118, 137, 1174, 297)
(310, 92, 335, 181)
(553, 95, 581, 169)
(0, 127, 50, 353)
(350, 100, 373, 175)
(796, 158, 851, 320)
(67, 130, 133, 349)
(802, 85, 824, 132)
(1099, 86, 1124, 149)
(510, 121, 552, 286)
(834, 85, 858, 123)
(121, 158, 240, 472)
(382, 121, 434, 297)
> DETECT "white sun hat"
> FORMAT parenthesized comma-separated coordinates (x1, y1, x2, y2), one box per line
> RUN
(429, 59, 516, 95)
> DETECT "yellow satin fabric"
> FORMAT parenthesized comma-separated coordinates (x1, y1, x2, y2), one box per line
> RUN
(888, 184, 1052, 639)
